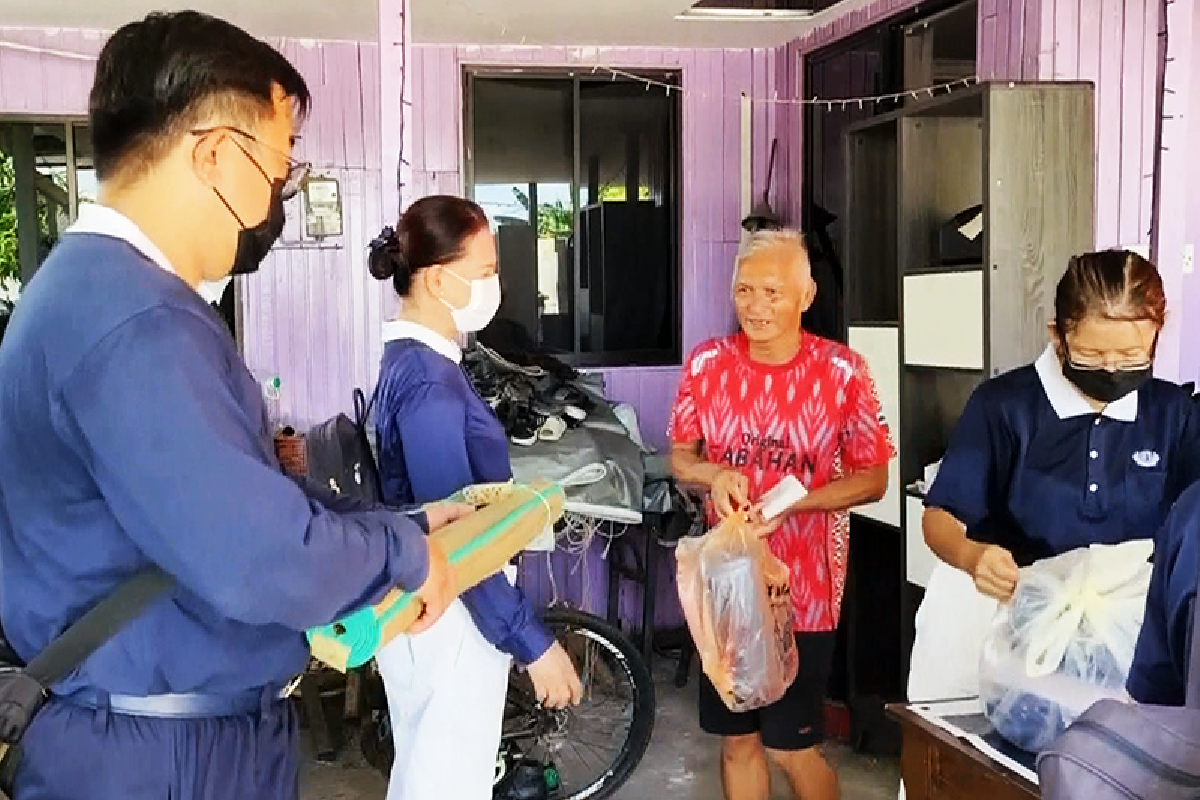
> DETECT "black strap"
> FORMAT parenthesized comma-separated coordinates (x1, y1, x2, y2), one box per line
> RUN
(352, 386, 384, 501)
(353, 386, 378, 431)
(24, 567, 175, 687)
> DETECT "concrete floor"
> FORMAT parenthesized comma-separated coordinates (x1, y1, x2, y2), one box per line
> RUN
(298, 660, 900, 800)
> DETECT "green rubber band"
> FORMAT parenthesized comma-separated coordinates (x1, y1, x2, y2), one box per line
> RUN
(307, 484, 564, 669)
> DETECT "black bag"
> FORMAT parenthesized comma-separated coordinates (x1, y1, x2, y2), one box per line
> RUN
(1036, 559, 1200, 798)
(0, 567, 175, 796)
(304, 388, 382, 504)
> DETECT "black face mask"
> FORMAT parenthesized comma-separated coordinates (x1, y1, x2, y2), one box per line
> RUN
(216, 177, 286, 276)
(1061, 361, 1153, 404)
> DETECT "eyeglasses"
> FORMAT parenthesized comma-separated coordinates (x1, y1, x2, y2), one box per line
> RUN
(191, 126, 311, 200)
(1067, 354, 1153, 372)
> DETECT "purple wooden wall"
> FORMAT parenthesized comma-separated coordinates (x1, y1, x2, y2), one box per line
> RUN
(981, 0, 1161, 253)
(1162, 0, 1199, 385)
(978, 0, 1196, 383)
(403, 44, 787, 452)
(0, 27, 390, 426)
(239, 40, 390, 429)
(0, 28, 103, 111)
(794, 0, 928, 53)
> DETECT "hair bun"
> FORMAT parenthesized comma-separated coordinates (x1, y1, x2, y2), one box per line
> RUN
(367, 226, 406, 281)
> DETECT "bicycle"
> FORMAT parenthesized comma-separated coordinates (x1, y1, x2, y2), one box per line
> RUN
(360, 607, 656, 800)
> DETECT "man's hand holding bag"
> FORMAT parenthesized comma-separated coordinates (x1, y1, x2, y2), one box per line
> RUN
(676, 512, 799, 713)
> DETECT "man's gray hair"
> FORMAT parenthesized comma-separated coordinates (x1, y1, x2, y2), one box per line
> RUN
(733, 228, 810, 288)
(736, 228, 807, 265)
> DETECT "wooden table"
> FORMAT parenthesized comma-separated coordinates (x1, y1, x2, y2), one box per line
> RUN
(888, 704, 1040, 800)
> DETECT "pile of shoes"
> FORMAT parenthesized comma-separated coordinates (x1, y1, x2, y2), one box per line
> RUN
(463, 344, 596, 447)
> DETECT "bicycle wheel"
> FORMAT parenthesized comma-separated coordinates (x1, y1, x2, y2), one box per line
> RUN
(501, 608, 656, 800)
(360, 608, 657, 800)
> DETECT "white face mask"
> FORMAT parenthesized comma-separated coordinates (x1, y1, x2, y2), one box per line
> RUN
(440, 269, 501, 333)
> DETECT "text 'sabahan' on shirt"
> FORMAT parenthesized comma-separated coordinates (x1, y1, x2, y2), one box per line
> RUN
(668, 332, 895, 632)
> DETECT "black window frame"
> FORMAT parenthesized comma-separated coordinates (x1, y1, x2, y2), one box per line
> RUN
(463, 66, 683, 369)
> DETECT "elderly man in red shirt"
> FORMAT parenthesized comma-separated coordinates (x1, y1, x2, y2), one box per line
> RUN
(670, 228, 894, 800)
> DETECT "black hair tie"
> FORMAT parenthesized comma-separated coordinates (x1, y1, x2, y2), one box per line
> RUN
(368, 226, 402, 280)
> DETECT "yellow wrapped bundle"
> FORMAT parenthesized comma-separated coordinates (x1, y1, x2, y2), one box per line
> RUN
(308, 480, 564, 671)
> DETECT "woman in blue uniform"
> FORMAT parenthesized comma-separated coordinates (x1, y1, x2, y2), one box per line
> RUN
(1127, 475, 1200, 706)
(367, 196, 582, 800)
(907, 249, 1200, 705)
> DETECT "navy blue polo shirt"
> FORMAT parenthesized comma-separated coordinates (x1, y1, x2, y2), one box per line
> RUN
(925, 346, 1200, 566)
(0, 205, 431, 697)
(373, 321, 554, 666)
(1127, 482, 1200, 706)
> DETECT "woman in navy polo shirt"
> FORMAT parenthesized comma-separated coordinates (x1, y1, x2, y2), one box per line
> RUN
(366, 196, 582, 800)
(907, 249, 1200, 705)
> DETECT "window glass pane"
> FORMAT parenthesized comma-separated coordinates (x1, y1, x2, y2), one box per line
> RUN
(470, 77, 575, 355)
(73, 124, 97, 213)
(469, 73, 681, 367)
(578, 78, 677, 361)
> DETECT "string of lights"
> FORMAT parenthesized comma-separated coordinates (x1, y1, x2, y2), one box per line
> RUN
(0, 24, 980, 109)
(442, 0, 980, 108)
(0, 39, 97, 62)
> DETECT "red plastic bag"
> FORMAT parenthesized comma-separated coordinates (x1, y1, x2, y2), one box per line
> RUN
(676, 513, 799, 712)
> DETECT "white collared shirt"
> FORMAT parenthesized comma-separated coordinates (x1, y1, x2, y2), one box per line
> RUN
(64, 202, 230, 304)
(65, 202, 176, 276)
(382, 319, 461, 364)
(1033, 344, 1139, 422)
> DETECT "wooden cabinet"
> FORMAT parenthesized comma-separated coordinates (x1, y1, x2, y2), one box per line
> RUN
(840, 82, 1096, 700)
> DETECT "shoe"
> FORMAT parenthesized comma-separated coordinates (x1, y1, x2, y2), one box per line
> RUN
(537, 415, 567, 442)
(500, 377, 534, 406)
(548, 385, 596, 415)
(476, 381, 502, 408)
(530, 398, 566, 418)
(493, 759, 549, 800)
(509, 409, 544, 447)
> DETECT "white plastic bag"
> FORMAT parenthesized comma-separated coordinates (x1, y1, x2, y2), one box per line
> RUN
(676, 514, 799, 712)
(979, 540, 1153, 752)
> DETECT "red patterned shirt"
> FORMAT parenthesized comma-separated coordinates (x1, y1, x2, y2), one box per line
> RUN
(668, 332, 894, 632)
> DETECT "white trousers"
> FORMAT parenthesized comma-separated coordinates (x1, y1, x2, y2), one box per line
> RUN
(898, 562, 1000, 800)
(377, 588, 513, 800)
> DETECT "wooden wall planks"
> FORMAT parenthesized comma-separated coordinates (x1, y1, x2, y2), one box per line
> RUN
(982, 0, 1161, 252)
(1154, 0, 1198, 384)
(0, 28, 102, 115)
(980, 0, 1198, 383)
(0, 27, 391, 424)
(404, 44, 785, 450)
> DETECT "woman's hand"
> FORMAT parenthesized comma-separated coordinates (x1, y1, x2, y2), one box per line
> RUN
(710, 470, 750, 519)
(526, 641, 583, 709)
(969, 544, 1020, 601)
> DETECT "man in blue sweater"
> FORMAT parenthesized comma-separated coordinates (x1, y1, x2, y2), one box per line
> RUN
(0, 12, 463, 800)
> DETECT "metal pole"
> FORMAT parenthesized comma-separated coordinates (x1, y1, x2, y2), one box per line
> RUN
(12, 125, 39, 284)
(65, 123, 79, 222)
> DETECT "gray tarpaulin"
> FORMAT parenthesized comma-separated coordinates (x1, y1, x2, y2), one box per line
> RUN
(507, 387, 646, 525)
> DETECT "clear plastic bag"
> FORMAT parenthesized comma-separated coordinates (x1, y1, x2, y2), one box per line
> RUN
(676, 514, 799, 712)
(979, 540, 1154, 752)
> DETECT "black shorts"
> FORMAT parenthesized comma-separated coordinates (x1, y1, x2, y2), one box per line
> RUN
(698, 631, 836, 752)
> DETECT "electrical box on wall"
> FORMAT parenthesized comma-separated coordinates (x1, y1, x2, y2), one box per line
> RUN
(303, 175, 343, 238)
